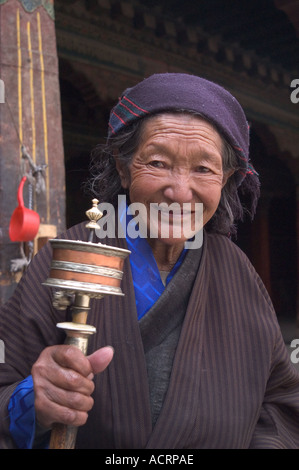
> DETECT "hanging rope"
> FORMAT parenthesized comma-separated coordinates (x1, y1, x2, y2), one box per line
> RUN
(5, 94, 47, 193)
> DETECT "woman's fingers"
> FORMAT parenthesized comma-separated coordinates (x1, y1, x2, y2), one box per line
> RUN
(32, 344, 114, 429)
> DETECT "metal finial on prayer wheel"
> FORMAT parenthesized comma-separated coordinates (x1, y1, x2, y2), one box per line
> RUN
(85, 198, 103, 230)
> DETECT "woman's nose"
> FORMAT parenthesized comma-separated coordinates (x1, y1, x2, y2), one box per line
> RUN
(163, 174, 194, 203)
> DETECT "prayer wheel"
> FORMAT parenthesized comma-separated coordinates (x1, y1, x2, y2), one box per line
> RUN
(42, 199, 130, 449)
(44, 239, 128, 299)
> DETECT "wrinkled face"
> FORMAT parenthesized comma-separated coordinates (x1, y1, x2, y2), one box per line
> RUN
(116, 113, 230, 247)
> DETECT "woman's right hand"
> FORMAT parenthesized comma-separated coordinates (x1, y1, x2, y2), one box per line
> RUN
(31, 344, 114, 429)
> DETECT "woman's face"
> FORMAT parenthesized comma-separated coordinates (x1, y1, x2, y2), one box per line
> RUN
(117, 113, 230, 247)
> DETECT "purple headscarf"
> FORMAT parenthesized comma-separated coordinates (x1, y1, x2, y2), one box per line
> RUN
(108, 73, 259, 190)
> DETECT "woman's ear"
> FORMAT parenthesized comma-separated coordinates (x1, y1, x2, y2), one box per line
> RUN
(114, 155, 130, 189)
(222, 169, 235, 188)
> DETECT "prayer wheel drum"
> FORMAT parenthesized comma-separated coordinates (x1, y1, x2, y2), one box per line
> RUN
(43, 239, 129, 299)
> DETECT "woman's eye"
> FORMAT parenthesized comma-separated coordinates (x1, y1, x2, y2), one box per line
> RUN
(149, 160, 165, 168)
(196, 166, 210, 173)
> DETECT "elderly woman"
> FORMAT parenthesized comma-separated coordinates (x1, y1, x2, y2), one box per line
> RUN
(1, 73, 299, 449)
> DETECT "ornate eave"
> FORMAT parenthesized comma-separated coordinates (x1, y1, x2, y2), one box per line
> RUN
(55, 1, 299, 76)
(54, 0, 299, 160)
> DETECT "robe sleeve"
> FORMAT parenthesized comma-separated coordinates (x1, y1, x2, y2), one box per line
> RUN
(249, 327, 299, 448)
(8, 375, 36, 449)
(7, 374, 50, 449)
(0, 224, 90, 449)
(0, 241, 67, 449)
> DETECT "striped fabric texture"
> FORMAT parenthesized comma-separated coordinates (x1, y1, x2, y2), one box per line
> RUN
(109, 95, 149, 136)
(1, 223, 299, 448)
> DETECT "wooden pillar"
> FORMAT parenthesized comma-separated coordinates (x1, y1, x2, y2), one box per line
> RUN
(0, 0, 65, 303)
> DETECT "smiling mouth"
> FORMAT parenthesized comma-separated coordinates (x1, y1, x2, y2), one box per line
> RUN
(150, 202, 194, 216)
(149, 203, 201, 233)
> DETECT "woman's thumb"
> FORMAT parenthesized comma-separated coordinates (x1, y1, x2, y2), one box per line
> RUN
(87, 346, 114, 375)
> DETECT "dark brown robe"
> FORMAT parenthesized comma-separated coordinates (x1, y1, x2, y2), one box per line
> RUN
(1, 223, 299, 449)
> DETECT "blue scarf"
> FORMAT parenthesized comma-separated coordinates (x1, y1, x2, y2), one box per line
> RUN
(118, 200, 187, 319)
